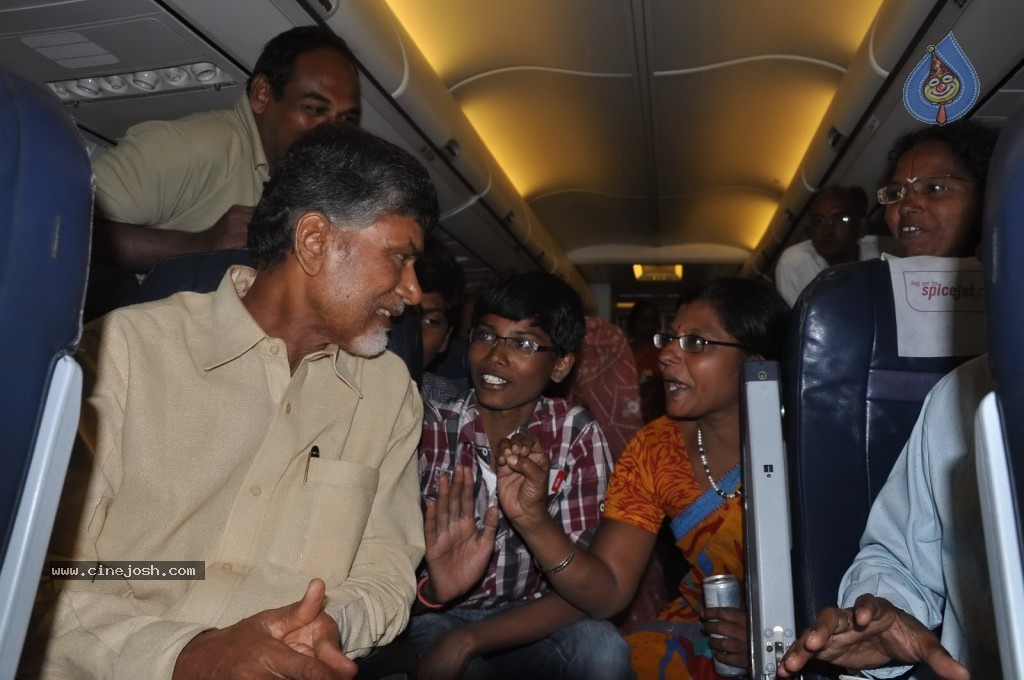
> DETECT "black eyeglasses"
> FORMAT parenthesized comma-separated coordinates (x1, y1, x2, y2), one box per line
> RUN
(469, 328, 556, 357)
(652, 333, 746, 354)
(807, 213, 855, 231)
(876, 175, 974, 205)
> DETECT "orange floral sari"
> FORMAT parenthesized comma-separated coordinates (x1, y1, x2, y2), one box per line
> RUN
(602, 417, 744, 680)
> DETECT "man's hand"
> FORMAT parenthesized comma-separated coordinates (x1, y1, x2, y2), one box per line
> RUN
(495, 434, 550, 528)
(173, 578, 357, 680)
(197, 204, 254, 251)
(416, 627, 476, 680)
(423, 465, 499, 603)
(777, 594, 970, 680)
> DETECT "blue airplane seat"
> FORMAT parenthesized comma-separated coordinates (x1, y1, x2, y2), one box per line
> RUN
(975, 102, 1024, 680)
(783, 257, 980, 678)
(138, 247, 423, 383)
(0, 70, 92, 676)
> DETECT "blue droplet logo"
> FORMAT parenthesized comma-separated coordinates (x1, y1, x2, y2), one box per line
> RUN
(903, 33, 979, 126)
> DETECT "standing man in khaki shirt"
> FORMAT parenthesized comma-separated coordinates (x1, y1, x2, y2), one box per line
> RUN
(92, 25, 362, 274)
(23, 122, 437, 679)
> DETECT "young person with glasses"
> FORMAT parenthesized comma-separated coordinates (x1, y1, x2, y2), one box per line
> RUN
(493, 277, 789, 680)
(775, 185, 870, 306)
(408, 271, 630, 680)
(877, 119, 997, 258)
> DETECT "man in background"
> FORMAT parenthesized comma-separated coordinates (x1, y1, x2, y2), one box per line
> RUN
(92, 25, 361, 274)
(775, 185, 869, 306)
(415, 233, 466, 405)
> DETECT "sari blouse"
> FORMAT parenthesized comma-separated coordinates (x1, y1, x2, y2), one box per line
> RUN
(601, 416, 744, 620)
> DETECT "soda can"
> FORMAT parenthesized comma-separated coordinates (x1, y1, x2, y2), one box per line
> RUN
(702, 574, 747, 677)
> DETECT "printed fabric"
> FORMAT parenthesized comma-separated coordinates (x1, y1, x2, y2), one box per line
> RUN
(602, 416, 744, 680)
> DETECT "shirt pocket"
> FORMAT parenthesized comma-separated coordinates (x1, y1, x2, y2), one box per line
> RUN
(267, 458, 380, 582)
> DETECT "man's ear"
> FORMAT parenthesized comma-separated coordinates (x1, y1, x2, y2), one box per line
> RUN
(550, 353, 576, 384)
(293, 212, 332, 276)
(249, 74, 272, 116)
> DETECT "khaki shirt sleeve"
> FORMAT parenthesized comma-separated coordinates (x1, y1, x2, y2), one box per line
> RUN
(92, 122, 208, 229)
(22, 321, 207, 680)
(325, 380, 425, 657)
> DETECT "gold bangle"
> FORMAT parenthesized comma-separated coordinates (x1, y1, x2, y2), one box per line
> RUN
(542, 540, 575, 575)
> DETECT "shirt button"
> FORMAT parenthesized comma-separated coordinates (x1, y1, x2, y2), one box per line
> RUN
(284, 402, 292, 414)
(250, 485, 262, 497)
(221, 562, 233, 571)
(269, 344, 280, 355)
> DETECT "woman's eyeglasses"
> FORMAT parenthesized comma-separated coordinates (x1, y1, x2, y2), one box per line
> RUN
(876, 175, 974, 205)
(469, 328, 555, 356)
(652, 333, 746, 354)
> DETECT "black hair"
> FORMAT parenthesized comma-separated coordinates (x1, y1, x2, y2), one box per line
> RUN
(682, 277, 789, 361)
(246, 26, 357, 99)
(627, 300, 660, 335)
(248, 122, 439, 269)
(415, 233, 466, 330)
(472, 272, 585, 356)
(813, 185, 868, 219)
(885, 119, 999, 191)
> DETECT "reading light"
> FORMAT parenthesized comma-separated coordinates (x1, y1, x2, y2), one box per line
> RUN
(132, 71, 160, 91)
(47, 61, 237, 102)
(104, 75, 127, 92)
(160, 67, 186, 84)
(191, 62, 218, 82)
(632, 264, 684, 282)
(74, 78, 101, 96)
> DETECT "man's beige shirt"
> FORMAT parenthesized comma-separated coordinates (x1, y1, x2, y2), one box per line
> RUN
(92, 96, 270, 233)
(26, 267, 424, 679)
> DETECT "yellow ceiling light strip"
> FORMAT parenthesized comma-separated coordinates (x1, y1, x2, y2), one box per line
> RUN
(633, 264, 684, 282)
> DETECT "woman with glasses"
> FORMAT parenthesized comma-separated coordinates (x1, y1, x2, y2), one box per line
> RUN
(878, 119, 997, 258)
(496, 277, 789, 679)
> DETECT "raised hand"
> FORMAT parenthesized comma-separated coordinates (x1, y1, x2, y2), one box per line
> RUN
(173, 578, 357, 680)
(495, 434, 551, 528)
(423, 465, 500, 603)
(777, 594, 970, 680)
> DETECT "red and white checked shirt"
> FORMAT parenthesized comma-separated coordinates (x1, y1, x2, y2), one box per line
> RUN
(419, 392, 613, 609)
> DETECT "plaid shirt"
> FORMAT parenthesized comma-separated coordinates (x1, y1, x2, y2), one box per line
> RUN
(419, 391, 613, 609)
(420, 371, 460, 406)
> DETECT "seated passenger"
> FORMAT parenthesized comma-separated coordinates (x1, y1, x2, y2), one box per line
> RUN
(628, 300, 665, 423)
(22, 123, 436, 679)
(496, 278, 790, 680)
(412, 271, 630, 679)
(415, 233, 466, 405)
(92, 26, 361, 273)
(571, 315, 643, 460)
(775, 185, 869, 306)
(778, 355, 996, 679)
(877, 119, 997, 258)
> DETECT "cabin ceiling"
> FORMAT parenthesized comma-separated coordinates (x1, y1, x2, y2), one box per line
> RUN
(4, 0, 1024, 311)
(384, 0, 883, 294)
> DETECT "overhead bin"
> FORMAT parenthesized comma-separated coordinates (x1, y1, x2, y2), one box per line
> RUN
(741, 0, 941, 278)
(322, 0, 593, 307)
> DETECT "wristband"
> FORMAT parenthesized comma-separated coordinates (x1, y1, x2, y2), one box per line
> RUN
(417, 575, 444, 609)
(542, 540, 576, 575)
